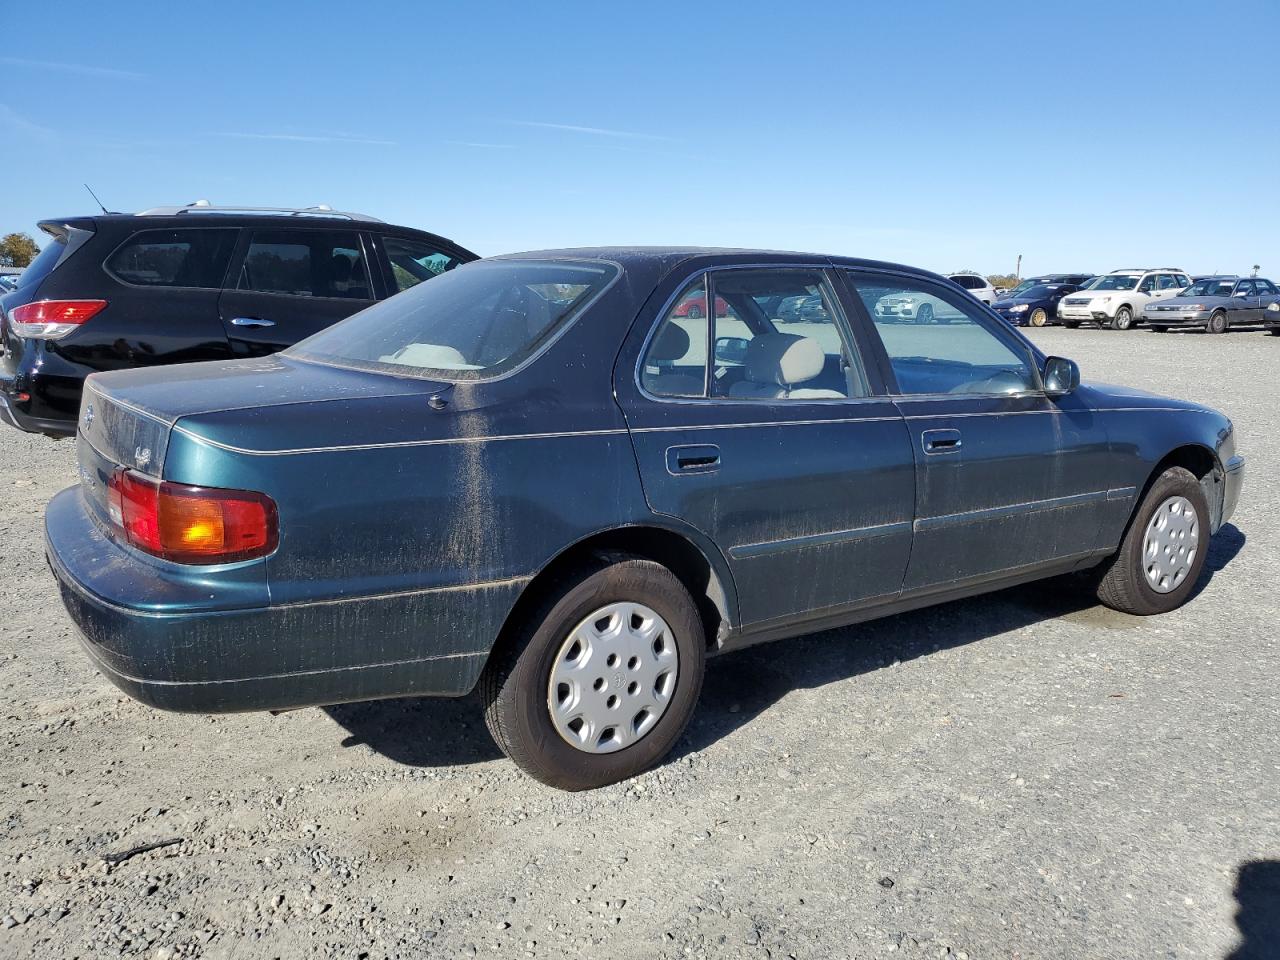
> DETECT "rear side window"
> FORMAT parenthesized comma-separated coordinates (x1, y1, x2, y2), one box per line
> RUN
(106, 229, 237, 288)
(236, 230, 372, 300)
(287, 259, 616, 380)
(383, 236, 462, 293)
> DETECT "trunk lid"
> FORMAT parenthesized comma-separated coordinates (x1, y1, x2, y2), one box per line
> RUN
(77, 353, 450, 476)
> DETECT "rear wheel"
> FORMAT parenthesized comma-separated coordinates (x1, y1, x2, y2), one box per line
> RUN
(1094, 467, 1209, 616)
(1206, 310, 1228, 334)
(686, 304, 702, 319)
(1112, 306, 1134, 331)
(915, 303, 934, 324)
(1062, 320, 1080, 329)
(481, 557, 706, 790)
(1028, 308, 1048, 327)
(1150, 325, 1169, 333)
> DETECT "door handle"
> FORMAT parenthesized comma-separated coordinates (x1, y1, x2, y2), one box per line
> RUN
(922, 428, 962, 455)
(666, 444, 720, 475)
(230, 317, 276, 328)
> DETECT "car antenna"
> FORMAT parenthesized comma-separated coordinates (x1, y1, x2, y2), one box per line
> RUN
(83, 183, 110, 215)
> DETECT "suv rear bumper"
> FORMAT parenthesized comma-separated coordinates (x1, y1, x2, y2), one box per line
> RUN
(0, 388, 76, 436)
(45, 485, 508, 713)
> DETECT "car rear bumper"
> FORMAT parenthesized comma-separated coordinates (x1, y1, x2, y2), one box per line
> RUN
(0, 387, 76, 436)
(45, 485, 512, 713)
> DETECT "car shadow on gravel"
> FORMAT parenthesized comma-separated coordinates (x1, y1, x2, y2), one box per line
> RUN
(1227, 860, 1280, 960)
(322, 695, 502, 767)
(319, 525, 1243, 771)
(676, 524, 1245, 761)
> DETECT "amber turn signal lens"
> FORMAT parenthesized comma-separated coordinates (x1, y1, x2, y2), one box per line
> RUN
(107, 470, 278, 563)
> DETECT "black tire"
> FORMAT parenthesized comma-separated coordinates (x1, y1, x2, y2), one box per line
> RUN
(480, 557, 706, 790)
(915, 303, 934, 325)
(1062, 320, 1080, 329)
(1269, 328, 1280, 336)
(1112, 306, 1134, 331)
(1150, 325, 1169, 333)
(1206, 310, 1227, 334)
(1029, 307, 1048, 327)
(1094, 466, 1209, 616)
(686, 305, 702, 319)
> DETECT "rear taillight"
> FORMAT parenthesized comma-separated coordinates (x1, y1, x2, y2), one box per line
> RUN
(106, 469, 278, 564)
(9, 299, 107, 339)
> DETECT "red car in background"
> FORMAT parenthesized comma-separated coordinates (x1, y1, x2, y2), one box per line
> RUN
(672, 292, 730, 319)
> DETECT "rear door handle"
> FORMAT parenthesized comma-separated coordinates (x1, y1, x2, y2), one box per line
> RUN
(922, 428, 962, 455)
(230, 317, 276, 328)
(666, 444, 720, 475)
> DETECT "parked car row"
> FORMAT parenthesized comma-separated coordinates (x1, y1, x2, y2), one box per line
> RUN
(979, 268, 1280, 336)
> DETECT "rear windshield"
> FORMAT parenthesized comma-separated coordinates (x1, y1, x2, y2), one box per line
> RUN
(287, 259, 618, 380)
(12, 236, 66, 291)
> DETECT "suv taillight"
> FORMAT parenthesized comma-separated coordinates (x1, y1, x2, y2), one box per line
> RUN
(9, 299, 107, 339)
(106, 469, 278, 564)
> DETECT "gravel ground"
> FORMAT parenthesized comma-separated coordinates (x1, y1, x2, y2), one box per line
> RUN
(1, 326, 1276, 960)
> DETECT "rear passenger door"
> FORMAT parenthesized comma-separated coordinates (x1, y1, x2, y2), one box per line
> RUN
(616, 265, 917, 631)
(218, 228, 378, 356)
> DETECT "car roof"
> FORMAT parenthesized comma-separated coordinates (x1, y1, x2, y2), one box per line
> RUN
(36, 209, 473, 256)
(489, 246, 951, 282)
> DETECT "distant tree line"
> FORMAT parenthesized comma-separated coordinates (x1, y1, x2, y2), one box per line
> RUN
(0, 232, 40, 268)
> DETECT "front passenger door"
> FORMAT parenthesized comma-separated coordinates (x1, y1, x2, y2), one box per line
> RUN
(1231, 280, 1260, 323)
(218, 229, 377, 356)
(845, 270, 1113, 591)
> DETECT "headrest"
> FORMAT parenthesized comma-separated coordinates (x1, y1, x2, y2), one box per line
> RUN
(380, 343, 478, 369)
(330, 254, 353, 282)
(744, 334, 823, 386)
(649, 323, 691, 362)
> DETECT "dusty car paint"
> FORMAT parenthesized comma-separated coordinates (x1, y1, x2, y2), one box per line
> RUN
(45, 249, 1244, 713)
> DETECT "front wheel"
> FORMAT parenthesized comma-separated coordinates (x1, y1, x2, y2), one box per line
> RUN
(1062, 320, 1080, 329)
(685, 304, 703, 319)
(1150, 325, 1169, 333)
(915, 303, 934, 324)
(1206, 311, 1228, 334)
(1093, 467, 1209, 615)
(1029, 307, 1048, 327)
(1112, 306, 1134, 331)
(481, 557, 706, 790)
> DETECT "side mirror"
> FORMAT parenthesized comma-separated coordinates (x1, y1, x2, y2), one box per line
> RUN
(714, 336, 749, 365)
(1043, 356, 1080, 397)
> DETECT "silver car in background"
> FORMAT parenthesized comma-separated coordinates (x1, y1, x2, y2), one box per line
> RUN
(1144, 276, 1280, 334)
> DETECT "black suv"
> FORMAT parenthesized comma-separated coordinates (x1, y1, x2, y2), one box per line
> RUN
(0, 203, 477, 436)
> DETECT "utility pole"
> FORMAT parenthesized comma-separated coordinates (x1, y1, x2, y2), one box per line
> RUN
(1015, 254, 1022, 280)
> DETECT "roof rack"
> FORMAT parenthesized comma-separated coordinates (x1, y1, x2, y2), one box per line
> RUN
(135, 200, 385, 223)
(1110, 266, 1186, 273)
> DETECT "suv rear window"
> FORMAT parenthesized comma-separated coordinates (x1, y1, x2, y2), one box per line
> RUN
(288, 259, 617, 380)
(12, 235, 67, 291)
(106, 229, 237, 288)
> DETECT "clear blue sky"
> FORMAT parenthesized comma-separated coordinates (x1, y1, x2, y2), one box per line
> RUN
(2, 0, 1277, 276)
